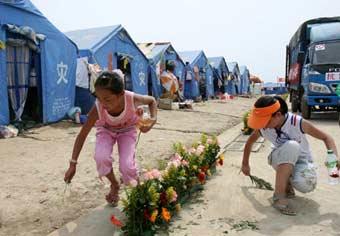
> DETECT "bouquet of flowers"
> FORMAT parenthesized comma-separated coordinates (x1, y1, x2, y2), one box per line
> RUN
(119, 134, 222, 235)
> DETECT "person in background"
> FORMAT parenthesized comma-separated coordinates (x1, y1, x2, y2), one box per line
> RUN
(160, 61, 180, 101)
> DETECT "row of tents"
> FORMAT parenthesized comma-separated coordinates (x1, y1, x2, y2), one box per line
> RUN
(0, 0, 252, 125)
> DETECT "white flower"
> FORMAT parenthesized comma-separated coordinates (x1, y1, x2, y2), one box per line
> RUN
(195, 145, 205, 156)
(129, 179, 138, 187)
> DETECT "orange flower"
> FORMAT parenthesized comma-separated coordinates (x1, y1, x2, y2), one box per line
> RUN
(149, 209, 158, 223)
(161, 207, 171, 222)
(110, 214, 123, 228)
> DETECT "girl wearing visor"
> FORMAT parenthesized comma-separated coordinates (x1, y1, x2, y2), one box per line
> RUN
(241, 95, 338, 215)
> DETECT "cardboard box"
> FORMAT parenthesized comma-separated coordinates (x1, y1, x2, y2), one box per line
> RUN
(159, 98, 172, 110)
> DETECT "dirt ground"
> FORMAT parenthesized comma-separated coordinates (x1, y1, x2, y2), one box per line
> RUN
(0, 97, 255, 236)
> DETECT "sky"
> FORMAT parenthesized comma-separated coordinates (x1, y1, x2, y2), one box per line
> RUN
(30, 0, 340, 82)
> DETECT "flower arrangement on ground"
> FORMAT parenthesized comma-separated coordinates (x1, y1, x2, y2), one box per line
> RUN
(118, 134, 222, 235)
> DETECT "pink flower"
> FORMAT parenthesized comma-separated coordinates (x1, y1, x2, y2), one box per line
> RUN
(143, 169, 162, 180)
(207, 138, 213, 144)
(195, 145, 205, 156)
(171, 153, 182, 161)
(181, 160, 189, 167)
(170, 191, 178, 203)
(150, 169, 162, 179)
(143, 171, 154, 180)
(167, 159, 181, 168)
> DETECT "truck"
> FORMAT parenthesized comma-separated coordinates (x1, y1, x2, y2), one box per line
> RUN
(285, 17, 340, 119)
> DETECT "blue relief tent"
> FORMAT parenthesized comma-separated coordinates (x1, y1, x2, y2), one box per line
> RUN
(66, 25, 149, 113)
(208, 57, 229, 95)
(178, 50, 214, 100)
(138, 42, 185, 99)
(239, 65, 250, 94)
(0, 0, 78, 125)
(226, 62, 241, 95)
(66, 25, 149, 95)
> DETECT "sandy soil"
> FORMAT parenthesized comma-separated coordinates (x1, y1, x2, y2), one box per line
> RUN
(0, 97, 255, 236)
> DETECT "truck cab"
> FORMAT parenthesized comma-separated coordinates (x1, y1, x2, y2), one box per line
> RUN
(286, 18, 340, 119)
(301, 39, 340, 118)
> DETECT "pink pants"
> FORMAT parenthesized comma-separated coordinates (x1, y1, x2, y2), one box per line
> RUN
(94, 127, 138, 184)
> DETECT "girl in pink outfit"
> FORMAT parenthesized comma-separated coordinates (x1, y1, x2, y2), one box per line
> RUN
(64, 70, 157, 205)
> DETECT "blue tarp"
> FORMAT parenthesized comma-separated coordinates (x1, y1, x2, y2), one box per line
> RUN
(66, 25, 149, 95)
(226, 62, 240, 95)
(208, 57, 229, 95)
(239, 65, 250, 94)
(138, 42, 185, 98)
(178, 50, 214, 99)
(0, 0, 78, 125)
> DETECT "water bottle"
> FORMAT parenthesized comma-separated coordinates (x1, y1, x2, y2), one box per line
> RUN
(326, 150, 339, 185)
(137, 105, 151, 129)
(141, 105, 151, 120)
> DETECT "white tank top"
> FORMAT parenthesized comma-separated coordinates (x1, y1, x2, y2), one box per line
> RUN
(260, 112, 313, 161)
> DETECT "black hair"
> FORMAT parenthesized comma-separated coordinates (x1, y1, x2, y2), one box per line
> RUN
(94, 70, 124, 94)
(166, 61, 176, 72)
(254, 95, 288, 115)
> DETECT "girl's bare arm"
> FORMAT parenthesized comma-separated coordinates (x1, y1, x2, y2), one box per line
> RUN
(70, 106, 98, 162)
(302, 119, 338, 157)
(241, 130, 260, 176)
(134, 94, 157, 119)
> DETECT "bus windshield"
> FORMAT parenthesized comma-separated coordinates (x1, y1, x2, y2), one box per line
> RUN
(311, 41, 340, 65)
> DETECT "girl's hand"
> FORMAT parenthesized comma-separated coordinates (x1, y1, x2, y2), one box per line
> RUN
(64, 164, 76, 183)
(241, 164, 251, 176)
(137, 117, 156, 133)
(135, 107, 143, 117)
